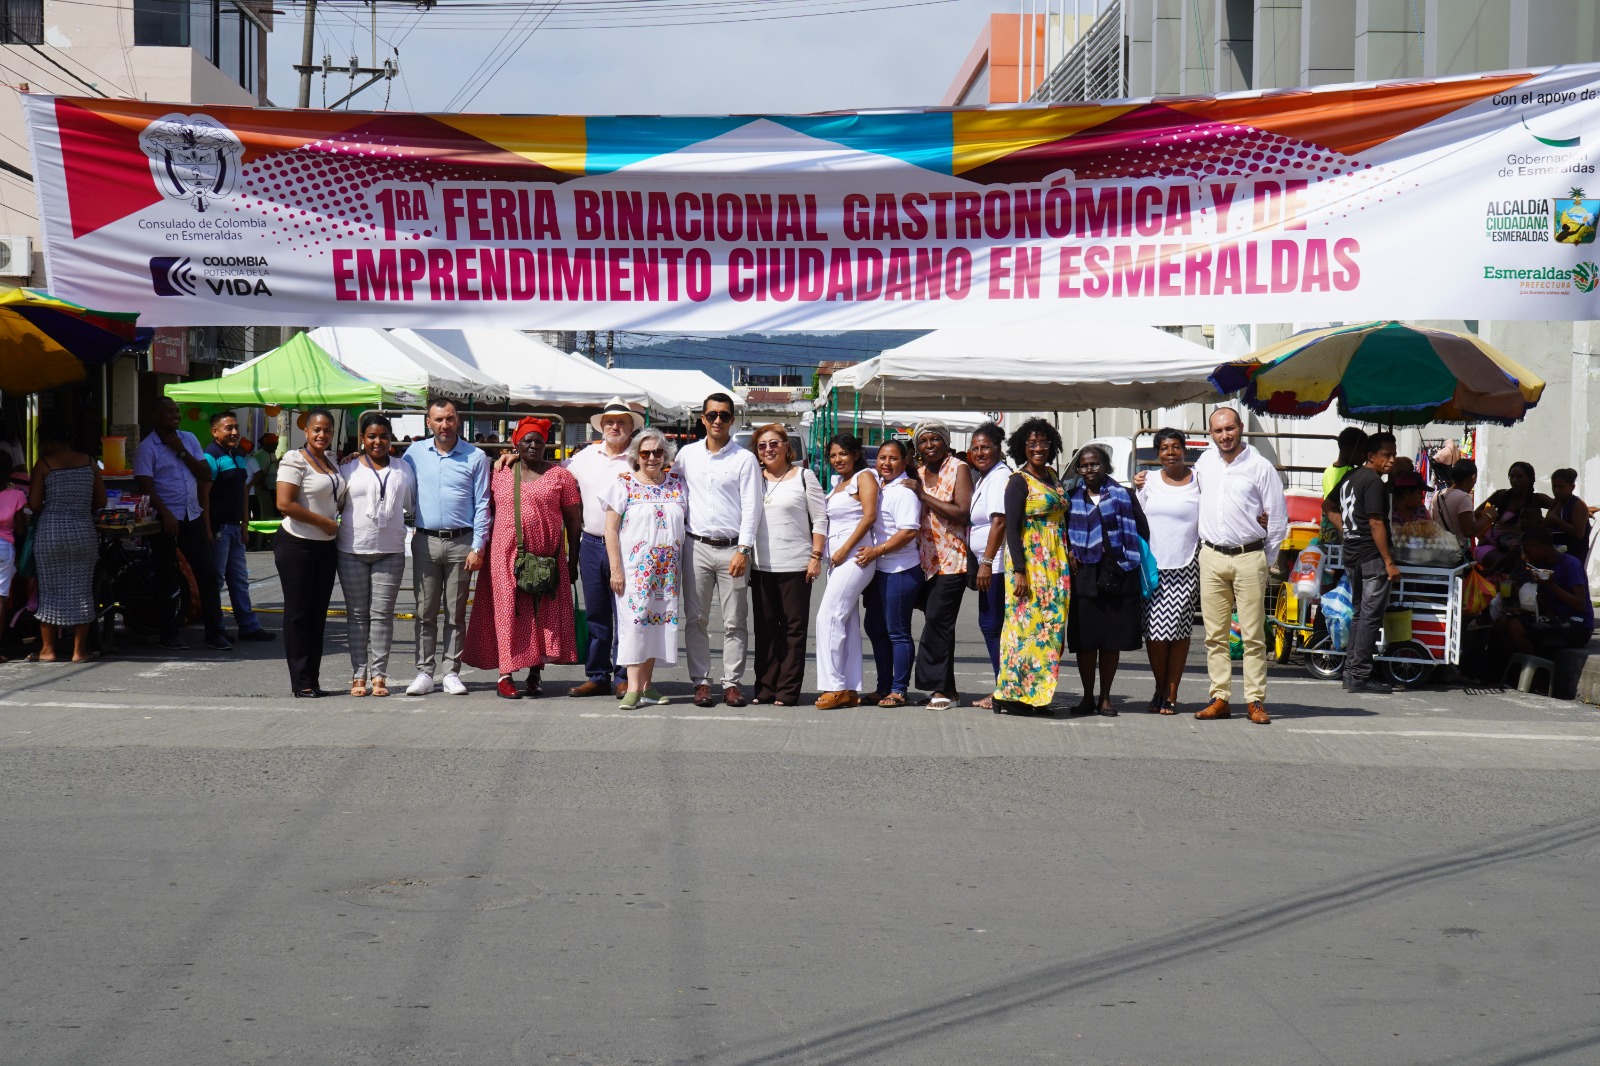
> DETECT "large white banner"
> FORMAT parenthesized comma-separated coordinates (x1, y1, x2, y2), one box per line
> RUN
(24, 66, 1600, 328)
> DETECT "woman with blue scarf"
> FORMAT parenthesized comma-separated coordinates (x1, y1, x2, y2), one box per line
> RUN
(1066, 443, 1150, 716)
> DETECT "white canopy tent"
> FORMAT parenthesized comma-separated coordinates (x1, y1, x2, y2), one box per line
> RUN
(801, 408, 996, 434)
(609, 367, 735, 413)
(309, 326, 508, 406)
(393, 328, 684, 419)
(820, 326, 1223, 412)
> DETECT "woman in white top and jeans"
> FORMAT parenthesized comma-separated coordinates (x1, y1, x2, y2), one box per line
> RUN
(859, 440, 924, 708)
(338, 413, 415, 698)
(275, 408, 346, 698)
(1137, 428, 1202, 714)
(814, 433, 879, 710)
(966, 422, 1010, 709)
(749, 424, 827, 706)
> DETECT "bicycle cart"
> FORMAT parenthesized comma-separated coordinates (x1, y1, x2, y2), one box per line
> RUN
(1283, 542, 1471, 688)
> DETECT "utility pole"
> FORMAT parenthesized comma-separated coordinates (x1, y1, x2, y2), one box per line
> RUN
(604, 330, 614, 369)
(297, 0, 317, 107)
(294, 0, 397, 109)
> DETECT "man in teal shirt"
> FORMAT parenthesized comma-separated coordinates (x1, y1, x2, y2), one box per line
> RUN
(399, 398, 489, 696)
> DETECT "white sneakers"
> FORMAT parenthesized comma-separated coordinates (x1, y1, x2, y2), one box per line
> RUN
(404, 672, 469, 696)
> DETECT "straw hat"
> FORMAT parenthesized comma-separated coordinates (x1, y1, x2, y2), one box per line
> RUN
(590, 397, 646, 433)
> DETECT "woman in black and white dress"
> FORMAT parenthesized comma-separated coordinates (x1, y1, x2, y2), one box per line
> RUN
(1137, 428, 1201, 714)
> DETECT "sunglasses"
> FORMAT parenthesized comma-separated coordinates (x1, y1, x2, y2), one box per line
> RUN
(638, 448, 665, 459)
(756, 440, 785, 450)
(703, 410, 734, 423)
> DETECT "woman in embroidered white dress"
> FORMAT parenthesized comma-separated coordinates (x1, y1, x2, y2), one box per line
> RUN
(604, 427, 690, 710)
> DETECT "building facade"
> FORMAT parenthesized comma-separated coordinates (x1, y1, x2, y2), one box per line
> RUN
(0, 0, 275, 458)
(971, 1, 1600, 580)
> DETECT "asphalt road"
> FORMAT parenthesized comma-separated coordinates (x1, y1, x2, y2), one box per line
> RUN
(2, 554, 1598, 1066)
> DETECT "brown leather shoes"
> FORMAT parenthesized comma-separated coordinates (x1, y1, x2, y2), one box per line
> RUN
(1247, 701, 1271, 724)
(614, 682, 628, 699)
(724, 685, 748, 708)
(693, 684, 716, 707)
(1195, 698, 1232, 720)
(568, 679, 608, 698)
(814, 690, 859, 710)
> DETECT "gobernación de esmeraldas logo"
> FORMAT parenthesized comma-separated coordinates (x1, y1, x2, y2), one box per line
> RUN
(138, 113, 243, 213)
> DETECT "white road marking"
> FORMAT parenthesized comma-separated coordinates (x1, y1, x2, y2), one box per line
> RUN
(1286, 728, 1600, 742)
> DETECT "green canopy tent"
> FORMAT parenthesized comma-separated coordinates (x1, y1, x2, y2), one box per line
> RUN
(163, 331, 405, 408)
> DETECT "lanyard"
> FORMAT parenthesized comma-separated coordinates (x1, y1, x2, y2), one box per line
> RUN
(363, 454, 392, 502)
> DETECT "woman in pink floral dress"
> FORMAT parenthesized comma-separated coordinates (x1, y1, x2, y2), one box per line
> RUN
(463, 417, 582, 699)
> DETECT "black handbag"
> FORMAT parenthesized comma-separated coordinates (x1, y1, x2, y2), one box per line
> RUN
(512, 464, 560, 599)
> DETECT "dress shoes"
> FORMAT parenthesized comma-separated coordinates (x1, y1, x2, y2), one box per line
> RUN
(614, 681, 628, 699)
(1195, 698, 1232, 720)
(723, 685, 748, 708)
(814, 690, 859, 710)
(524, 673, 543, 698)
(1247, 701, 1271, 724)
(693, 684, 716, 708)
(568, 679, 609, 698)
(496, 677, 522, 700)
(238, 629, 276, 642)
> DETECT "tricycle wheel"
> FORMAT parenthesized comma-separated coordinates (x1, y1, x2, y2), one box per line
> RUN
(1383, 640, 1435, 689)
(1304, 635, 1344, 681)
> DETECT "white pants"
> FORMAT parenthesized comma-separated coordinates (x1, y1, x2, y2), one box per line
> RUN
(814, 556, 876, 692)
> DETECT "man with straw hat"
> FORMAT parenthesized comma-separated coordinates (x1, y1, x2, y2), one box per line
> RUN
(564, 397, 644, 697)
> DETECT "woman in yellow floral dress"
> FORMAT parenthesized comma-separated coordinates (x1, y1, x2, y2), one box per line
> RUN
(993, 418, 1069, 715)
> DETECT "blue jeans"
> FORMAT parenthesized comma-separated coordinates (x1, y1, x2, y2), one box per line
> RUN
(579, 532, 623, 684)
(976, 575, 1005, 677)
(211, 523, 262, 634)
(864, 567, 921, 695)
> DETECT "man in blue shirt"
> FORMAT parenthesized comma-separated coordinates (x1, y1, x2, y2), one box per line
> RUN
(203, 410, 273, 642)
(399, 397, 489, 695)
(133, 397, 231, 651)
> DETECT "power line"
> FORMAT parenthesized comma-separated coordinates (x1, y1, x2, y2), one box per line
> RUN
(444, 0, 563, 112)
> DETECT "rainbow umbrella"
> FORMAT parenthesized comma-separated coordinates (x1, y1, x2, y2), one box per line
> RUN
(1209, 320, 1544, 426)
(0, 284, 143, 395)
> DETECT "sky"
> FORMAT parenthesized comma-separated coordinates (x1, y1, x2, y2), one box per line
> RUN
(263, 0, 1016, 115)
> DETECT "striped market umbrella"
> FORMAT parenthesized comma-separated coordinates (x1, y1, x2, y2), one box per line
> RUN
(0, 284, 143, 395)
(1208, 320, 1545, 426)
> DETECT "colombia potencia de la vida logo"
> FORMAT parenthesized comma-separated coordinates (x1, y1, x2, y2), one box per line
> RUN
(137, 113, 244, 213)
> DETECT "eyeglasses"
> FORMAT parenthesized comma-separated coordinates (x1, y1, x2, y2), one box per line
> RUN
(703, 410, 734, 424)
(756, 440, 785, 450)
(638, 449, 665, 459)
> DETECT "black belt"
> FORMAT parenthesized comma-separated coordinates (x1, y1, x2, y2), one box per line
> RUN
(416, 526, 473, 539)
(689, 532, 738, 548)
(1203, 539, 1265, 556)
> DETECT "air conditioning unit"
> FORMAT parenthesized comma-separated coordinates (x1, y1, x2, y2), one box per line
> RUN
(0, 236, 31, 276)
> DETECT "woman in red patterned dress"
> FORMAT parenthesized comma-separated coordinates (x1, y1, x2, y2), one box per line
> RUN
(463, 417, 582, 699)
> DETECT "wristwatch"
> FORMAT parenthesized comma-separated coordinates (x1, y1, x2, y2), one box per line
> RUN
(978, 556, 994, 567)
(735, 544, 751, 556)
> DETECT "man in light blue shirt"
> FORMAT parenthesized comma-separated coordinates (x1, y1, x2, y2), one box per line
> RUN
(399, 397, 489, 695)
(133, 397, 230, 651)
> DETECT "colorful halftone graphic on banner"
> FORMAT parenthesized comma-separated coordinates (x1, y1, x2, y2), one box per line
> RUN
(23, 65, 1600, 329)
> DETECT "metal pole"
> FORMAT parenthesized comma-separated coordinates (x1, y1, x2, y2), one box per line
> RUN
(297, 0, 317, 108)
(1016, 0, 1025, 102)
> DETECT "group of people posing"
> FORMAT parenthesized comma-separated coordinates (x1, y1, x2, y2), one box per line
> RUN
(18, 392, 1584, 711)
(479, 396, 1291, 720)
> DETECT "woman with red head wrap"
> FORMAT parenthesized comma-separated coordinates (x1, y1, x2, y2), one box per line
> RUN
(463, 416, 582, 698)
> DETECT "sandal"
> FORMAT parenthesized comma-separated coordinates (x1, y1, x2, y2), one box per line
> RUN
(877, 692, 908, 708)
(1068, 698, 1096, 717)
(350, 677, 368, 697)
(1147, 695, 1164, 713)
(974, 695, 994, 710)
(927, 695, 956, 711)
(1158, 699, 1177, 716)
(370, 677, 390, 698)
(860, 690, 885, 706)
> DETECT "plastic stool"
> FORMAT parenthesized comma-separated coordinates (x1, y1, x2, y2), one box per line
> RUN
(1503, 653, 1555, 694)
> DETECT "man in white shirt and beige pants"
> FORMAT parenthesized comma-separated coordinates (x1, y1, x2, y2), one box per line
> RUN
(676, 392, 762, 708)
(1193, 407, 1287, 725)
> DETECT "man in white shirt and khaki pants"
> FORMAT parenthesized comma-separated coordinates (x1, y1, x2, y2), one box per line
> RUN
(1193, 407, 1288, 725)
(676, 392, 762, 708)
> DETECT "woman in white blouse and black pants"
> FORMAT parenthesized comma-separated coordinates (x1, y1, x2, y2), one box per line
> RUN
(749, 424, 827, 706)
(274, 408, 346, 698)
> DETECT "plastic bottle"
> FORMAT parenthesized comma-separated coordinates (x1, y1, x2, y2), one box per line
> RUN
(1291, 538, 1325, 600)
